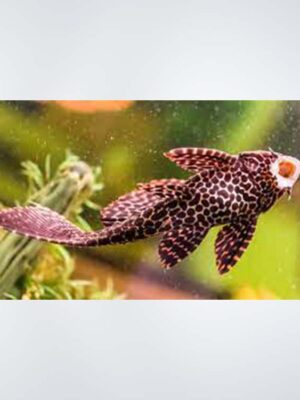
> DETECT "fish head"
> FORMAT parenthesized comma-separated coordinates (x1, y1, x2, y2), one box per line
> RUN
(239, 149, 300, 193)
(270, 153, 300, 190)
(239, 150, 278, 174)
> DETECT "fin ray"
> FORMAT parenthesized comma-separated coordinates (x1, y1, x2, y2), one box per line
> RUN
(0, 205, 93, 246)
(215, 218, 257, 274)
(164, 147, 236, 173)
(138, 178, 185, 196)
(159, 225, 209, 268)
(101, 179, 183, 227)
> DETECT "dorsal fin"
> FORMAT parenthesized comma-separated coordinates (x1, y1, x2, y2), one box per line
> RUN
(164, 147, 236, 173)
(101, 179, 184, 227)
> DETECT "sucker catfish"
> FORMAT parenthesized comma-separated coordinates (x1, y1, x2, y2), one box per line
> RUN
(0, 147, 299, 274)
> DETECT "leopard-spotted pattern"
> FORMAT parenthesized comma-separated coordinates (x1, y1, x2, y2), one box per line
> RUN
(0, 148, 298, 274)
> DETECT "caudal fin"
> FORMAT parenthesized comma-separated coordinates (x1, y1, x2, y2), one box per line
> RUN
(0, 205, 97, 246)
(0, 179, 186, 250)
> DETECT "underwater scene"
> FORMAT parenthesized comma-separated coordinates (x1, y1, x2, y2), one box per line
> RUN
(0, 100, 299, 300)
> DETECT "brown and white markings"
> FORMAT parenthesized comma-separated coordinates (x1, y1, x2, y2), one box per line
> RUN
(0, 147, 299, 274)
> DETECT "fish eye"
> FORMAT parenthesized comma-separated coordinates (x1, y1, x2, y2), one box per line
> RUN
(278, 160, 296, 178)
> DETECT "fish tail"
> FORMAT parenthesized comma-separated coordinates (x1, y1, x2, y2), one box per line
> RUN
(0, 179, 184, 248)
(0, 205, 99, 247)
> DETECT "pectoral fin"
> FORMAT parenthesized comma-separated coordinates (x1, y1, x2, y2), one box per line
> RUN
(215, 218, 257, 274)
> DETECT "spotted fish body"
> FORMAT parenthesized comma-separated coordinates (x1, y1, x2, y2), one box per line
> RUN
(0, 148, 299, 274)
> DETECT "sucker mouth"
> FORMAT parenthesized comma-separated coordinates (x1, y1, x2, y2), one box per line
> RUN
(278, 160, 296, 179)
(270, 155, 300, 190)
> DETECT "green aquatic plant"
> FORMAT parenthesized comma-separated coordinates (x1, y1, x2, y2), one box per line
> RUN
(0, 152, 122, 300)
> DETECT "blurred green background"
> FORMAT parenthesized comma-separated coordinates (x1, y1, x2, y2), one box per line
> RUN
(1, 100, 300, 299)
